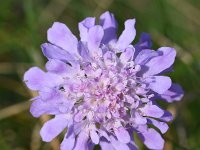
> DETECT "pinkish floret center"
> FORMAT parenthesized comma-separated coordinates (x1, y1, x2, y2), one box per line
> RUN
(61, 50, 149, 130)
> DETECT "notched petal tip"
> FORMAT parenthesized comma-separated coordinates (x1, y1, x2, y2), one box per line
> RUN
(23, 67, 45, 91)
(47, 22, 78, 56)
(79, 17, 96, 41)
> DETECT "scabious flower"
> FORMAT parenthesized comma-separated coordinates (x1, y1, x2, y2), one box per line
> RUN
(24, 11, 183, 150)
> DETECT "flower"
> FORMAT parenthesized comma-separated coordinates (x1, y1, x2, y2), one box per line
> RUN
(24, 11, 184, 150)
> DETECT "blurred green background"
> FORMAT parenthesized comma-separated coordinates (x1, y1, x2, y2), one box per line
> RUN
(0, 0, 200, 150)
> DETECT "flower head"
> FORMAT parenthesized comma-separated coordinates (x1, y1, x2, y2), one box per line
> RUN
(24, 11, 183, 150)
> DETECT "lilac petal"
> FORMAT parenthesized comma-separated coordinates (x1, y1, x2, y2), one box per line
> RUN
(159, 110, 173, 122)
(88, 141, 95, 150)
(140, 103, 164, 118)
(79, 17, 96, 41)
(90, 130, 99, 144)
(138, 127, 164, 150)
(148, 118, 169, 134)
(100, 11, 118, 44)
(61, 127, 75, 150)
(99, 130, 110, 141)
(127, 131, 139, 150)
(132, 112, 147, 125)
(45, 59, 68, 74)
(39, 87, 60, 101)
(143, 47, 176, 76)
(135, 49, 158, 65)
(24, 67, 45, 90)
(159, 83, 184, 102)
(134, 32, 152, 56)
(100, 141, 115, 150)
(40, 115, 68, 142)
(47, 22, 78, 56)
(24, 68, 63, 90)
(137, 33, 152, 49)
(125, 95, 136, 104)
(41, 43, 76, 63)
(120, 46, 135, 63)
(114, 127, 130, 143)
(110, 135, 130, 150)
(58, 100, 75, 113)
(44, 72, 63, 88)
(73, 131, 89, 150)
(74, 111, 85, 122)
(146, 76, 172, 94)
(128, 143, 138, 150)
(88, 25, 104, 52)
(116, 19, 136, 51)
(73, 121, 85, 135)
(77, 42, 91, 61)
(30, 99, 60, 117)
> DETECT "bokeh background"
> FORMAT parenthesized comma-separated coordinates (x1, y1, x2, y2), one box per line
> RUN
(0, 0, 200, 150)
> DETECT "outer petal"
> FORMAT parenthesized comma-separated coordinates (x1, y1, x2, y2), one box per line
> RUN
(128, 142, 138, 150)
(44, 72, 63, 88)
(73, 121, 85, 135)
(79, 17, 96, 41)
(45, 59, 68, 74)
(41, 43, 76, 63)
(24, 68, 62, 91)
(73, 131, 89, 150)
(88, 25, 104, 53)
(40, 115, 68, 142)
(135, 49, 158, 65)
(132, 112, 147, 125)
(24, 67, 45, 90)
(134, 32, 152, 56)
(116, 19, 136, 51)
(61, 126, 75, 150)
(127, 130, 139, 150)
(159, 83, 184, 102)
(39, 88, 58, 101)
(77, 42, 91, 61)
(30, 99, 60, 117)
(159, 110, 173, 122)
(88, 141, 95, 150)
(100, 141, 115, 150)
(47, 22, 79, 56)
(114, 127, 130, 143)
(100, 11, 118, 44)
(143, 47, 176, 76)
(57, 99, 75, 113)
(110, 135, 130, 150)
(146, 76, 172, 94)
(138, 126, 164, 150)
(74, 111, 85, 122)
(90, 130, 100, 144)
(148, 118, 169, 134)
(139, 103, 164, 118)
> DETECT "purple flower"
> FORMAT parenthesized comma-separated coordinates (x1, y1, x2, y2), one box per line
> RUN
(24, 11, 183, 150)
